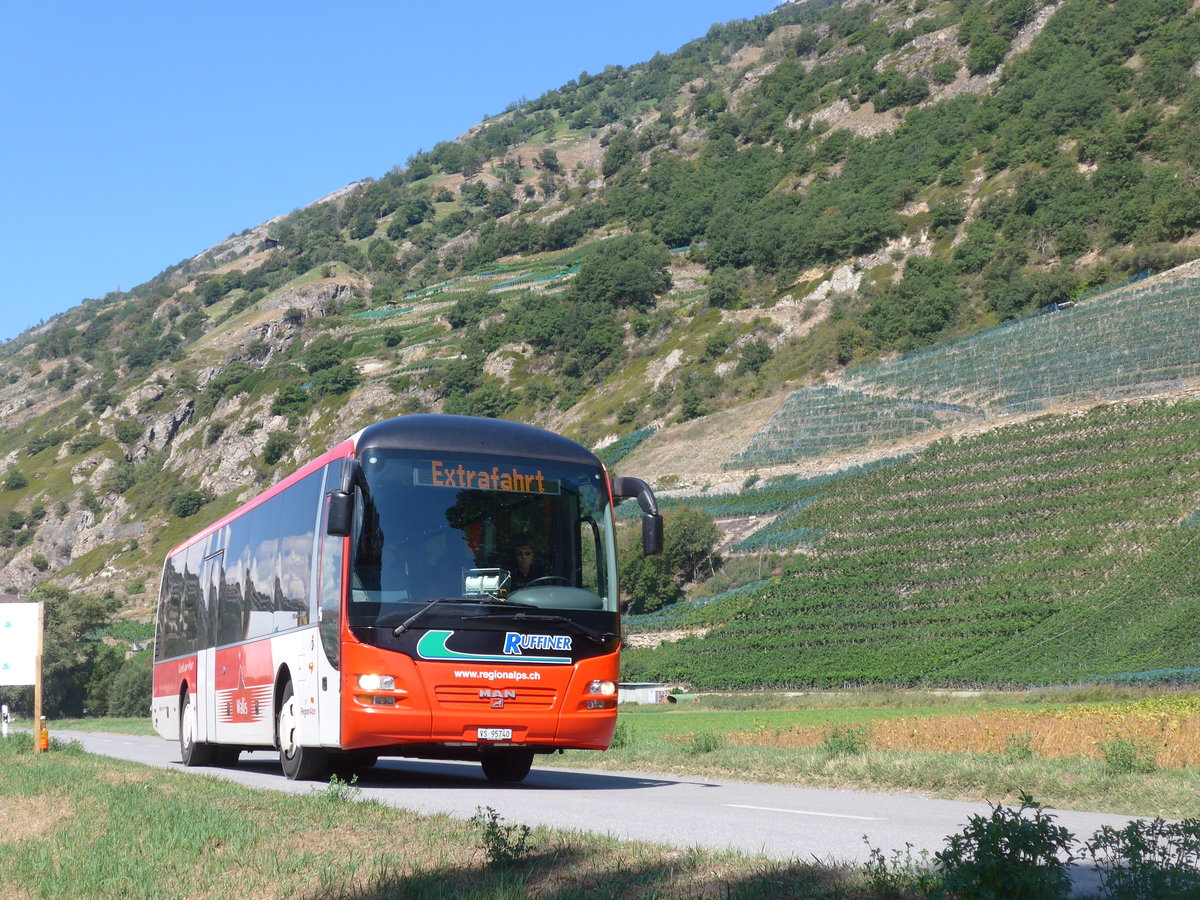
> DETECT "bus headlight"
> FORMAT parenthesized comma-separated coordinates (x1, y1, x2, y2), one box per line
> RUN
(586, 680, 617, 696)
(357, 674, 395, 691)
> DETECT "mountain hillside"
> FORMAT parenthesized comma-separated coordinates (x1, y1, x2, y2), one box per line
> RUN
(1, 0, 1199, 688)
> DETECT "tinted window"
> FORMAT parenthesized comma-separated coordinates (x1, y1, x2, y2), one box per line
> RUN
(244, 495, 279, 641)
(348, 451, 618, 628)
(277, 470, 322, 631)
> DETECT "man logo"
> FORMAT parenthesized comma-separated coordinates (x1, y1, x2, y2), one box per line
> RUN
(480, 688, 516, 709)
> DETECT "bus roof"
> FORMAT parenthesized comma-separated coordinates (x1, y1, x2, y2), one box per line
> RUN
(163, 416, 602, 562)
(354, 415, 601, 467)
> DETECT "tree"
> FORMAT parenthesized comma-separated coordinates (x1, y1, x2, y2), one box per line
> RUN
(263, 432, 297, 465)
(568, 234, 671, 306)
(170, 489, 214, 518)
(310, 363, 361, 398)
(736, 340, 773, 376)
(301, 335, 346, 374)
(620, 550, 681, 614)
(602, 130, 636, 178)
(538, 148, 561, 173)
(667, 507, 722, 583)
(708, 266, 741, 309)
(864, 257, 967, 349)
(107, 652, 152, 717)
(270, 383, 310, 418)
(0, 585, 121, 718)
(113, 419, 143, 444)
(619, 506, 721, 613)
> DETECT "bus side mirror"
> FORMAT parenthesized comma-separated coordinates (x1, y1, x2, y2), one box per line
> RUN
(643, 513, 664, 557)
(612, 475, 663, 557)
(326, 491, 354, 537)
(327, 457, 363, 537)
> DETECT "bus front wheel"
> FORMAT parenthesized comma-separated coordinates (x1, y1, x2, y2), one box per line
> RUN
(480, 751, 534, 783)
(277, 681, 327, 781)
(179, 690, 214, 767)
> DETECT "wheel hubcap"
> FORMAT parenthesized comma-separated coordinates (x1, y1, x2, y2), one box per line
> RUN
(280, 699, 299, 758)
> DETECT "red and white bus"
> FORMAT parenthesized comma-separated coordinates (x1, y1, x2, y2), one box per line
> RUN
(151, 414, 662, 781)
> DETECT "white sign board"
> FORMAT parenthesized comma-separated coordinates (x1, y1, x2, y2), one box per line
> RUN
(0, 602, 40, 686)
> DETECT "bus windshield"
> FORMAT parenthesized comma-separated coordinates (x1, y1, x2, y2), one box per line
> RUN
(347, 450, 618, 628)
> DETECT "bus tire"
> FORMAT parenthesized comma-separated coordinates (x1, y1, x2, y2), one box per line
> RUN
(277, 680, 327, 781)
(480, 751, 534, 783)
(179, 690, 215, 767)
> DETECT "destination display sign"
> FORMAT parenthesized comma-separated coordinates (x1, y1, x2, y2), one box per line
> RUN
(419, 459, 560, 495)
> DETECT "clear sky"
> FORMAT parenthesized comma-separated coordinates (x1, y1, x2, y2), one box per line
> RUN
(0, 0, 778, 344)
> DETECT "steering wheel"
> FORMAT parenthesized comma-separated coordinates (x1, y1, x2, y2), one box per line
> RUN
(524, 575, 569, 587)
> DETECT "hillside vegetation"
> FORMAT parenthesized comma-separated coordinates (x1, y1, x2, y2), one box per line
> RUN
(1, 0, 1199, 691)
(624, 396, 1200, 687)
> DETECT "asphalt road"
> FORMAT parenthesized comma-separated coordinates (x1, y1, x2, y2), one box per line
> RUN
(60, 730, 1145, 894)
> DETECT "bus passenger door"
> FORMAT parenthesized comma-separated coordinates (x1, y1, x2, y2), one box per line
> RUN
(199, 550, 224, 743)
(315, 499, 344, 747)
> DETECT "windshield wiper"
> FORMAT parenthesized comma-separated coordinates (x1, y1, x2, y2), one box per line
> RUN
(392, 596, 532, 636)
(463, 612, 613, 645)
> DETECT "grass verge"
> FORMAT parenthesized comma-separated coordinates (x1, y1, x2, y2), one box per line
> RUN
(0, 732, 863, 900)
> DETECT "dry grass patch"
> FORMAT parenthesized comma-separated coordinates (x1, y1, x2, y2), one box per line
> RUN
(731, 697, 1200, 768)
(0, 794, 76, 844)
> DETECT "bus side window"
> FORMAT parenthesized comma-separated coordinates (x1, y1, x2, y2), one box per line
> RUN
(156, 554, 184, 659)
(201, 549, 224, 651)
(579, 517, 603, 595)
(245, 494, 279, 641)
(221, 522, 251, 646)
(277, 470, 321, 631)
(179, 542, 205, 655)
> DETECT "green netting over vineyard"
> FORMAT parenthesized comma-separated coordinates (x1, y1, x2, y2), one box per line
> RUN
(725, 385, 984, 467)
(625, 400, 1200, 688)
(624, 580, 769, 633)
(597, 427, 658, 469)
(726, 276, 1200, 469)
(352, 306, 414, 319)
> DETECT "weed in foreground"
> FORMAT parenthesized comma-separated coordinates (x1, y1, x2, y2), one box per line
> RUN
(1097, 736, 1158, 775)
(471, 806, 534, 867)
(313, 773, 361, 803)
(1001, 731, 1037, 763)
(1085, 817, 1200, 900)
(609, 717, 635, 749)
(862, 841, 940, 899)
(935, 793, 1075, 900)
(688, 730, 724, 753)
(822, 724, 871, 756)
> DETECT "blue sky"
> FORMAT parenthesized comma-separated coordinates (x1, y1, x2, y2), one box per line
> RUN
(0, 0, 777, 344)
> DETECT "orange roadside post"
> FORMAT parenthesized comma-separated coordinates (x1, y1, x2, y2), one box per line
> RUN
(38, 716, 48, 751)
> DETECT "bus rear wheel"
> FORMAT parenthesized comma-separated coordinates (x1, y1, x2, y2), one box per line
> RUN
(179, 690, 214, 767)
(277, 681, 327, 781)
(480, 751, 534, 783)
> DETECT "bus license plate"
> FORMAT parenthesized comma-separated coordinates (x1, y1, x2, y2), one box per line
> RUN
(478, 728, 512, 741)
